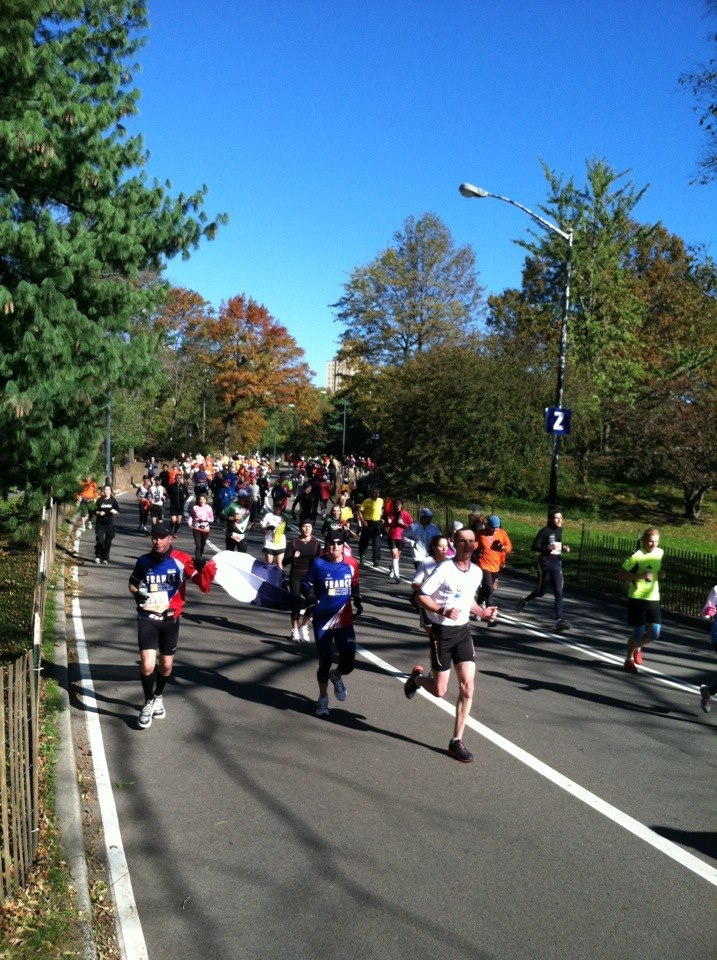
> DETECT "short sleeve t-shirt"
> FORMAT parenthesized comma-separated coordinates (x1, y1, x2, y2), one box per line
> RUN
(420, 559, 482, 626)
(621, 547, 663, 601)
(359, 497, 384, 522)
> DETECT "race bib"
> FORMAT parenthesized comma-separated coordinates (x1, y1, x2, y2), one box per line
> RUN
(143, 589, 169, 613)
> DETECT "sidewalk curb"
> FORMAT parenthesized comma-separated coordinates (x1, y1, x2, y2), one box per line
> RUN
(53, 556, 97, 960)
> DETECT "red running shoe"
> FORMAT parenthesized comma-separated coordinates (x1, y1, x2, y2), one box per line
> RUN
(633, 648, 643, 665)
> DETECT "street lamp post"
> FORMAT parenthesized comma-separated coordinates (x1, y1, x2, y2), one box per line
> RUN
(342, 397, 347, 459)
(459, 182, 573, 512)
(272, 404, 296, 466)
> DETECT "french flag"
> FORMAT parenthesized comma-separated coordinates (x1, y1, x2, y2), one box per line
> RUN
(204, 551, 302, 612)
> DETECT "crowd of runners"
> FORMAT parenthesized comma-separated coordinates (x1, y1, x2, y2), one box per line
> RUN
(77, 449, 717, 761)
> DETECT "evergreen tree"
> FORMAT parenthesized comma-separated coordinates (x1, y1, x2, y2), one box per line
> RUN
(0, 1, 224, 503)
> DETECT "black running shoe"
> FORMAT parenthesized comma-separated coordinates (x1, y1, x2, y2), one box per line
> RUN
(515, 597, 526, 613)
(404, 665, 424, 699)
(448, 738, 474, 763)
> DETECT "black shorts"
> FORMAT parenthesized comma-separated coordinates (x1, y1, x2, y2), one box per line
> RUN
(388, 537, 404, 552)
(137, 617, 180, 656)
(627, 598, 661, 628)
(428, 622, 475, 672)
(149, 503, 164, 520)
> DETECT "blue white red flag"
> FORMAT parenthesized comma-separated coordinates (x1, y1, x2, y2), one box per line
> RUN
(205, 551, 301, 612)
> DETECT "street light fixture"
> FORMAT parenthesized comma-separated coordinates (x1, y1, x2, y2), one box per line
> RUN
(459, 182, 573, 512)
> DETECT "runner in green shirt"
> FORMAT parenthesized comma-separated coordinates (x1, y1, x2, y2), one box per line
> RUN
(617, 527, 665, 672)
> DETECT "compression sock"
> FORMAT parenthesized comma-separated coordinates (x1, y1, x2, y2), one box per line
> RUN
(141, 673, 155, 701)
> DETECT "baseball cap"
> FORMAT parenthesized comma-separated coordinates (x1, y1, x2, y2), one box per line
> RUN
(325, 533, 345, 547)
(151, 521, 173, 538)
(419, 507, 434, 518)
(488, 515, 501, 528)
(452, 520, 464, 532)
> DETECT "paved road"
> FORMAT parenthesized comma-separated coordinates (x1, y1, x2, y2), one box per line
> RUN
(67, 501, 716, 960)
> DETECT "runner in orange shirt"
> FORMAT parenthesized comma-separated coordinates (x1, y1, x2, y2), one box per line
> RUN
(475, 515, 512, 623)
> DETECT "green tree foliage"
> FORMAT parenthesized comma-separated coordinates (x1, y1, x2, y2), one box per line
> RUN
(278, 389, 345, 459)
(614, 376, 717, 519)
(628, 227, 717, 376)
(487, 160, 657, 480)
(332, 213, 484, 369)
(0, 2, 224, 503)
(485, 160, 717, 506)
(352, 342, 552, 501)
(491, 159, 652, 400)
(679, 1, 717, 185)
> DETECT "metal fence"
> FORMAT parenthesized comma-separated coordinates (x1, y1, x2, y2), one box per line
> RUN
(393, 502, 714, 620)
(0, 500, 64, 902)
(576, 529, 717, 619)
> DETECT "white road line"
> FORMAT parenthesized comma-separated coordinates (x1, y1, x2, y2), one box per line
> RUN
(358, 643, 717, 889)
(501, 615, 704, 695)
(393, 572, 704, 698)
(71, 544, 149, 960)
(71, 524, 714, 937)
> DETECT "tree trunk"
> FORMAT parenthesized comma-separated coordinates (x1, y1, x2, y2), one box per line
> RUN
(683, 483, 706, 520)
(576, 447, 589, 485)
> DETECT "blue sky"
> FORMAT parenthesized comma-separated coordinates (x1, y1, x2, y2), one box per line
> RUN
(132, 0, 716, 387)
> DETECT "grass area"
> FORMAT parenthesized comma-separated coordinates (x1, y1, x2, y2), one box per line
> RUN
(450, 480, 717, 570)
(488, 506, 717, 576)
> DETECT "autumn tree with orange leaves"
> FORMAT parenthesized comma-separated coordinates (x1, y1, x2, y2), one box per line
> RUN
(184, 294, 316, 453)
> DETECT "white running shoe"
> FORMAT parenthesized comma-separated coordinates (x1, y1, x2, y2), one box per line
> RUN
(152, 695, 166, 719)
(290, 628, 301, 642)
(300, 624, 311, 642)
(138, 698, 155, 729)
(329, 669, 347, 702)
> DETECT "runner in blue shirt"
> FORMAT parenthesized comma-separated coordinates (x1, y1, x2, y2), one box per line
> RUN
(128, 522, 211, 730)
(302, 534, 363, 718)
